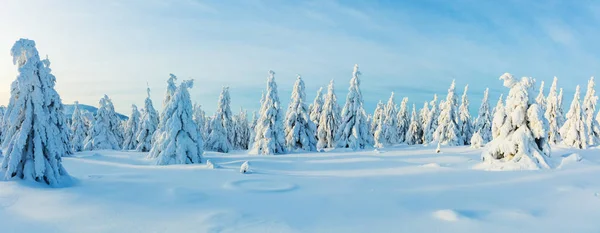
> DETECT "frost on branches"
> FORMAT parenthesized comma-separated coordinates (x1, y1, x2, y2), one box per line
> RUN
(582, 77, 599, 145)
(70, 101, 88, 152)
(250, 70, 286, 155)
(560, 85, 588, 149)
(1, 39, 71, 185)
(434, 80, 461, 146)
(148, 80, 203, 165)
(284, 76, 317, 151)
(479, 73, 551, 170)
(406, 104, 423, 145)
(309, 87, 324, 128)
(317, 80, 341, 149)
(458, 85, 473, 145)
(336, 64, 373, 150)
(83, 95, 122, 150)
(396, 97, 409, 143)
(135, 86, 159, 152)
(206, 87, 234, 153)
(122, 104, 141, 150)
(474, 88, 492, 144)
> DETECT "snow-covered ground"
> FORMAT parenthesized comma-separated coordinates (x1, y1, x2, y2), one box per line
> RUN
(1, 145, 599, 233)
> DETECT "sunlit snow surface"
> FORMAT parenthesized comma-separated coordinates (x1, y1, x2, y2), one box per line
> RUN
(1, 145, 599, 233)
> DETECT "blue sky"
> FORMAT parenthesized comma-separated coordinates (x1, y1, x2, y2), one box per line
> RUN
(1, 0, 599, 115)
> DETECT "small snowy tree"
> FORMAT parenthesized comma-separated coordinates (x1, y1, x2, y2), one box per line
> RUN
(193, 104, 207, 142)
(423, 95, 439, 144)
(480, 73, 550, 170)
(135, 86, 159, 152)
(470, 132, 484, 148)
(70, 101, 88, 152)
(558, 88, 566, 126)
(535, 81, 547, 112)
(2, 39, 71, 185)
(248, 111, 258, 148)
(582, 77, 599, 145)
(371, 101, 385, 136)
(491, 94, 505, 140)
(122, 104, 141, 150)
(336, 64, 373, 149)
(206, 87, 234, 153)
(396, 97, 409, 143)
(284, 75, 317, 151)
(458, 85, 473, 145)
(406, 104, 423, 145)
(233, 108, 250, 150)
(474, 88, 492, 143)
(309, 87, 324, 128)
(545, 77, 561, 144)
(419, 101, 429, 141)
(317, 80, 341, 149)
(434, 80, 461, 146)
(372, 102, 386, 148)
(148, 80, 203, 165)
(84, 95, 122, 150)
(104, 96, 124, 145)
(382, 92, 399, 144)
(560, 85, 588, 149)
(250, 70, 286, 155)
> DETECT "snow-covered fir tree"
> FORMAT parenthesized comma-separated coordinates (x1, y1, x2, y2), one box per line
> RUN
(135, 86, 159, 152)
(434, 80, 461, 146)
(535, 81, 546, 112)
(250, 70, 286, 155)
(105, 96, 124, 145)
(0, 106, 6, 144)
(544, 77, 561, 144)
(396, 97, 409, 143)
(248, 111, 258, 148)
(233, 108, 250, 150)
(70, 101, 88, 152)
(336, 64, 373, 149)
(371, 101, 385, 136)
(419, 101, 429, 141)
(582, 77, 599, 145)
(309, 87, 324, 128)
(122, 104, 141, 150)
(491, 94, 505, 140)
(206, 87, 235, 153)
(382, 92, 399, 145)
(148, 80, 203, 165)
(481, 73, 550, 170)
(406, 104, 423, 145)
(317, 80, 341, 149)
(284, 76, 317, 151)
(163, 73, 177, 108)
(423, 95, 439, 144)
(458, 85, 473, 145)
(1, 39, 71, 185)
(558, 87, 566, 126)
(84, 95, 122, 150)
(470, 132, 484, 148)
(560, 85, 588, 149)
(474, 88, 492, 143)
(192, 103, 207, 142)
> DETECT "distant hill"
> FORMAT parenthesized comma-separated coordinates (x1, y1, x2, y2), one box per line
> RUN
(63, 103, 128, 121)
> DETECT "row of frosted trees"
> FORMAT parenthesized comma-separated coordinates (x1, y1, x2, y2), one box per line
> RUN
(0, 38, 597, 186)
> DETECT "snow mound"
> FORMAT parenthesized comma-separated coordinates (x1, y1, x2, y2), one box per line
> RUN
(433, 209, 460, 222)
(206, 159, 218, 169)
(240, 161, 250, 174)
(557, 153, 583, 169)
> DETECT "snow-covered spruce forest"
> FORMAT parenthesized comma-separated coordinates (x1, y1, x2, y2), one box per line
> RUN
(2, 39, 600, 232)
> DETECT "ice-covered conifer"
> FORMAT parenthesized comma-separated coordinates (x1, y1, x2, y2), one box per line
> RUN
(458, 85, 473, 145)
(480, 73, 550, 170)
(535, 81, 546, 112)
(396, 97, 410, 143)
(163, 73, 177, 108)
(423, 95, 439, 144)
(70, 101, 88, 152)
(544, 77, 561, 144)
(383, 92, 399, 144)
(336, 64, 373, 149)
(560, 85, 588, 149)
(491, 94, 505, 140)
(233, 108, 250, 150)
(558, 88, 566, 126)
(135, 86, 159, 152)
(84, 95, 122, 150)
(0, 106, 6, 143)
(284, 76, 317, 151)
(434, 80, 461, 146)
(248, 111, 258, 148)
(373, 113, 386, 148)
(474, 88, 492, 143)
(122, 104, 141, 150)
(206, 87, 235, 153)
(148, 80, 203, 164)
(309, 87, 324, 127)
(371, 101, 385, 135)
(250, 71, 286, 155)
(192, 104, 207, 141)
(2, 39, 71, 185)
(317, 80, 341, 149)
(582, 77, 599, 145)
(406, 104, 423, 145)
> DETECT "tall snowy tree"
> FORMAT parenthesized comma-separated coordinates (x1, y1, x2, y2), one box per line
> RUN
(309, 87, 324, 128)
(206, 87, 235, 153)
(474, 88, 492, 143)
(491, 94, 505, 140)
(423, 95, 439, 144)
(122, 104, 141, 150)
(481, 73, 550, 170)
(0, 105, 6, 144)
(383, 92, 399, 145)
(84, 95, 122, 150)
(396, 97, 409, 143)
(163, 73, 177, 108)
(336, 64, 373, 149)
(560, 85, 588, 149)
(104, 96, 124, 145)
(558, 88, 566, 126)
(148, 80, 203, 165)
(545, 77, 562, 144)
(284, 76, 317, 151)
(371, 101, 385, 136)
(70, 101, 88, 152)
(535, 81, 546, 112)
(434, 80, 461, 146)
(233, 108, 250, 150)
(406, 104, 423, 145)
(193, 104, 207, 142)
(458, 85, 473, 145)
(1, 39, 71, 185)
(317, 80, 341, 149)
(582, 77, 599, 145)
(250, 70, 286, 155)
(135, 86, 159, 152)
